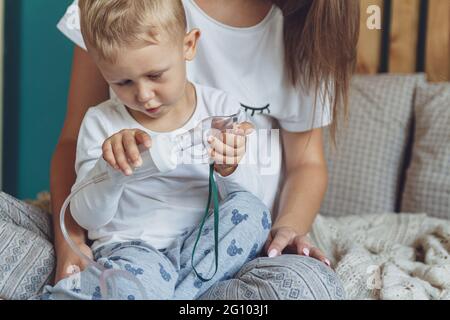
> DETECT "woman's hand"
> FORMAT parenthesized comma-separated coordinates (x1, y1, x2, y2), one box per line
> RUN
(264, 226, 331, 267)
(54, 242, 93, 285)
(102, 129, 152, 176)
(208, 122, 254, 177)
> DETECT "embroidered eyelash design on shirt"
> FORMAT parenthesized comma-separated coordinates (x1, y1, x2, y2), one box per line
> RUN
(240, 103, 271, 116)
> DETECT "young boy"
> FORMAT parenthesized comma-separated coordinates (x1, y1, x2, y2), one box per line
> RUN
(36, 0, 270, 300)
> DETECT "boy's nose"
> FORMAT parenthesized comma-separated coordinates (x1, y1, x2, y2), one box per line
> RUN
(136, 83, 155, 103)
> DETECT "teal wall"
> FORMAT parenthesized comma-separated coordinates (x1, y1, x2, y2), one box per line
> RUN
(3, 0, 74, 199)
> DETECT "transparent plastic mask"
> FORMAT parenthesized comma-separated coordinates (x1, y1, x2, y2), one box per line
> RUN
(106, 109, 249, 183)
(60, 110, 250, 299)
(174, 109, 248, 153)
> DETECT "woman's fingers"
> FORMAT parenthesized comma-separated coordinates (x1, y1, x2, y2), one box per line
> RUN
(310, 246, 331, 267)
(266, 228, 296, 258)
(294, 236, 313, 257)
(266, 229, 332, 267)
(264, 232, 274, 255)
(294, 236, 331, 267)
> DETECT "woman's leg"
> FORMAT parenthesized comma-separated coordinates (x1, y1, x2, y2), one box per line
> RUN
(198, 253, 346, 300)
(0, 192, 55, 300)
(174, 191, 271, 300)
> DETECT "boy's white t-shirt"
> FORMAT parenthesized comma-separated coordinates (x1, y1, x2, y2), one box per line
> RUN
(70, 83, 260, 251)
(57, 0, 332, 214)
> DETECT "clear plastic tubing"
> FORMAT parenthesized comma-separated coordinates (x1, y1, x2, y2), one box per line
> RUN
(59, 111, 245, 299)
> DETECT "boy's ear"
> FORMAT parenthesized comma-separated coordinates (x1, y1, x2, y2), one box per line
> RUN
(184, 29, 201, 61)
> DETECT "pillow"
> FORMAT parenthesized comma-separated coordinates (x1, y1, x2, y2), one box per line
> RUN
(320, 74, 425, 217)
(401, 83, 450, 219)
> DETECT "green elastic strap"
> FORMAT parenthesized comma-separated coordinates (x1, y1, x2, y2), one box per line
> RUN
(191, 163, 220, 282)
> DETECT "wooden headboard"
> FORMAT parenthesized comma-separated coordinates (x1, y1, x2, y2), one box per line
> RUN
(357, 0, 450, 82)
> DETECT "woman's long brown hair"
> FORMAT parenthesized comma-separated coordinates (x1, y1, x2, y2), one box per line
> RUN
(272, 0, 360, 144)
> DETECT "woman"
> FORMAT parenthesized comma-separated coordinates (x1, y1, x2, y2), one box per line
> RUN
(0, 0, 358, 300)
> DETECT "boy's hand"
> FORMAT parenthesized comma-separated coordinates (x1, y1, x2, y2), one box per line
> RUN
(208, 122, 254, 177)
(54, 241, 93, 285)
(102, 129, 152, 176)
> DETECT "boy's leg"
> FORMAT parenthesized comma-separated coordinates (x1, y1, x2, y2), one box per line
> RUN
(34, 241, 178, 300)
(174, 191, 271, 300)
(0, 192, 55, 300)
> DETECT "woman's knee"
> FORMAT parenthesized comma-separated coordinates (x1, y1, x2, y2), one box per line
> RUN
(229, 255, 346, 300)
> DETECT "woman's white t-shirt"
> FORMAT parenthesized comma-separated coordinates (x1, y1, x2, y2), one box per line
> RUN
(57, 0, 332, 214)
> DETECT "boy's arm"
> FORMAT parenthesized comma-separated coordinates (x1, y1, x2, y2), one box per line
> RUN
(69, 108, 124, 230)
(213, 131, 263, 200)
(211, 94, 263, 201)
(51, 45, 110, 283)
(69, 158, 124, 230)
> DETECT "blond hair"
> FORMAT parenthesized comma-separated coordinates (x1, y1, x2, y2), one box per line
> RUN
(79, 0, 187, 62)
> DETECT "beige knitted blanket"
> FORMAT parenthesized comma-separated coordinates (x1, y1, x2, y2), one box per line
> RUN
(309, 213, 450, 300)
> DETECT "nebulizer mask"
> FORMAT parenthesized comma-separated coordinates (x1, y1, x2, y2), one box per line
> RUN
(59, 110, 248, 299)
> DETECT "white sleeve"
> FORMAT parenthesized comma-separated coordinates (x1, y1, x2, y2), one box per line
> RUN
(69, 108, 124, 230)
(278, 82, 333, 132)
(213, 131, 263, 200)
(57, 0, 87, 50)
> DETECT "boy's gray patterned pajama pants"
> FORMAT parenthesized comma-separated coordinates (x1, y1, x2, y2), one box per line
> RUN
(0, 191, 345, 300)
